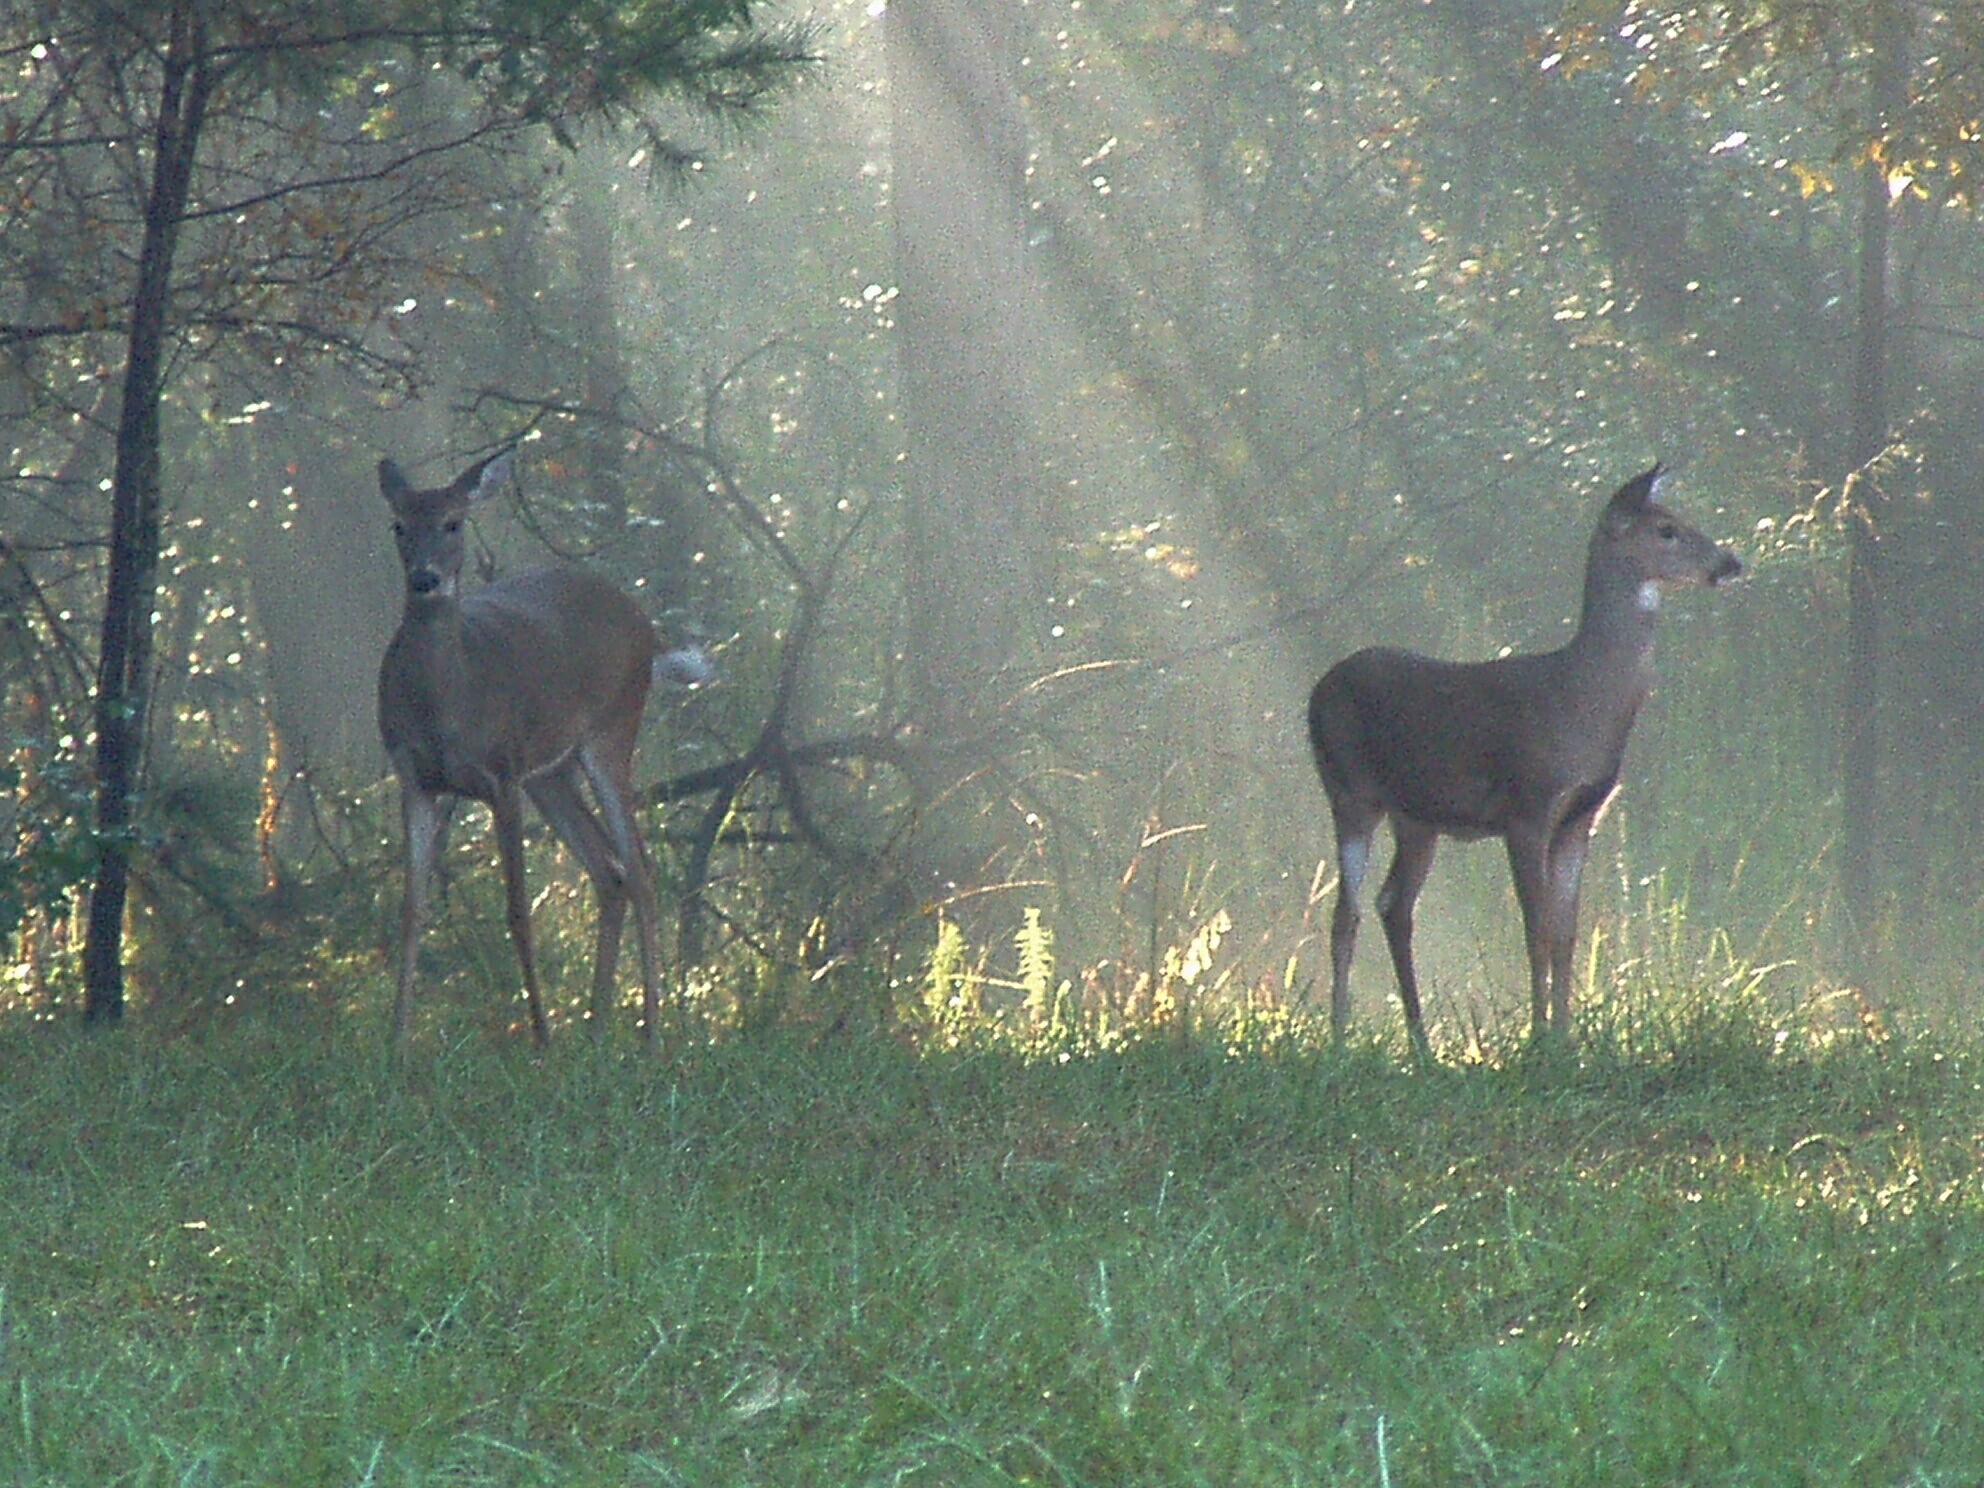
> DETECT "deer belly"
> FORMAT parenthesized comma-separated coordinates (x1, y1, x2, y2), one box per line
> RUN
(1378, 769, 1515, 839)
(390, 736, 503, 802)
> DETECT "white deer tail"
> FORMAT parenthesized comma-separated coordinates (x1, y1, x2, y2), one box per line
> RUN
(654, 645, 716, 689)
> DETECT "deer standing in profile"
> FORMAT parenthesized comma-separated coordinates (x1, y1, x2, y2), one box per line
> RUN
(376, 450, 666, 1050)
(1307, 465, 1742, 1064)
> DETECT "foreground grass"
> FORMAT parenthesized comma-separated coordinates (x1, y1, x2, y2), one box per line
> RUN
(2, 1013, 1983, 1486)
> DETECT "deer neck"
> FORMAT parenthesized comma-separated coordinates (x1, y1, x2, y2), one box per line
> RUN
(391, 596, 475, 717)
(1561, 543, 1661, 701)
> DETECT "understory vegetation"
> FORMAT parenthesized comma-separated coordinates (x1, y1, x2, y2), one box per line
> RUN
(3, 912, 1981, 1488)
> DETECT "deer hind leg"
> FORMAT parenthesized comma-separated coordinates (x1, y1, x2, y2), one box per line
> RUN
(489, 784, 551, 1048)
(578, 740, 663, 1049)
(1376, 817, 1439, 1065)
(528, 763, 631, 1041)
(1326, 803, 1378, 1043)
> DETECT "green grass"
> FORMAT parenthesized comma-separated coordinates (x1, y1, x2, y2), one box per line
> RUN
(2, 1010, 1983, 1485)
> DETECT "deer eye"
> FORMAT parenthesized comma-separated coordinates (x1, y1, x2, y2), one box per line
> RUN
(444, 518, 462, 535)
(1657, 522, 1678, 540)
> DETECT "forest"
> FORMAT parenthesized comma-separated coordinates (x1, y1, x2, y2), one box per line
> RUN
(8, 0, 1984, 1046)
(5, 1, 1984, 1482)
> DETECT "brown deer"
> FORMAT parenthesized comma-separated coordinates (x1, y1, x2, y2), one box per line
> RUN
(1308, 464, 1742, 1064)
(376, 449, 665, 1050)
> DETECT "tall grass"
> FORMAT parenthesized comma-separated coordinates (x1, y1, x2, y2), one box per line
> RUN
(3, 945, 1983, 1487)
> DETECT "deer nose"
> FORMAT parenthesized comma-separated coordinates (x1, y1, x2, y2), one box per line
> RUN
(408, 567, 444, 595)
(1711, 550, 1744, 585)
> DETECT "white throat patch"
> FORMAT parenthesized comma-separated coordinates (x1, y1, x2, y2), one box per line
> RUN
(1636, 580, 1662, 612)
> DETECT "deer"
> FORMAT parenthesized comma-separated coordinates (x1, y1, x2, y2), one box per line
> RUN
(1307, 464, 1742, 1065)
(375, 449, 667, 1052)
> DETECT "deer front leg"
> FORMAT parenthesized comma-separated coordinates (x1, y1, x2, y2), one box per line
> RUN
(1505, 826, 1560, 1046)
(489, 784, 551, 1048)
(392, 785, 446, 1049)
(1539, 808, 1605, 1037)
(1376, 817, 1439, 1066)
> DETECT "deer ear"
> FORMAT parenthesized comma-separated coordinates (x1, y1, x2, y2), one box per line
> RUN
(378, 458, 413, 503)
(1609, 462, 1666, 513)
(465, 450, 514, 502)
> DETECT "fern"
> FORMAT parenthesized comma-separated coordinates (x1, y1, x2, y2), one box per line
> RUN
(1017, 907, 1055, 1021)
(1154, 908, 1232, 1034)
(922, 914, 977, 1044)
(1017, 906, 1081, 1045)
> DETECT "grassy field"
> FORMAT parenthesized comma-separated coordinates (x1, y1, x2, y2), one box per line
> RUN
(2, 1004, 1983, 1486)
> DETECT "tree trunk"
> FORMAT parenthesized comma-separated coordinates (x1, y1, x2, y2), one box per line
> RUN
(81, 2, 212, 1025)
(888, 0, 1043, 741)
(570, 177, 633, 533)
(1839, 12, 1906, 978)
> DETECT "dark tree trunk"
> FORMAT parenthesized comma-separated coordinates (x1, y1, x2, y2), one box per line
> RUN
(82, 2, 212, 1025)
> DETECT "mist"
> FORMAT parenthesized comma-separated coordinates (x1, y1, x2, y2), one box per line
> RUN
(5, 0, 1981, 1044)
